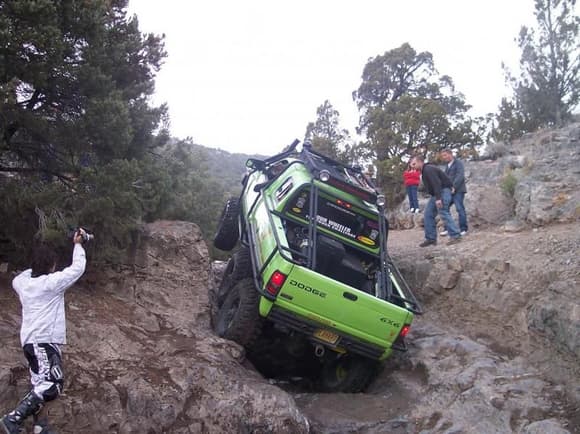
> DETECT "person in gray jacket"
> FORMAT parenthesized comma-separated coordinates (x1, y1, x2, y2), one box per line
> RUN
(440, 149, 468, 235)
(1, 230, 87, 434)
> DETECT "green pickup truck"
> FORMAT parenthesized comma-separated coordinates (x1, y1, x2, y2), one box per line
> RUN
(211, 140, 422, 392)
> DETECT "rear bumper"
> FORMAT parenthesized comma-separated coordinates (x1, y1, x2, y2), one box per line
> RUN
(267, 306, 403, 361)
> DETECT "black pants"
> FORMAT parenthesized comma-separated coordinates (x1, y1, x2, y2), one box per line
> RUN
(23, 343, 64, 402)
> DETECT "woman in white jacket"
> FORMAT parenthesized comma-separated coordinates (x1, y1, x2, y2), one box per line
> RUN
(1, 230, 87, 434)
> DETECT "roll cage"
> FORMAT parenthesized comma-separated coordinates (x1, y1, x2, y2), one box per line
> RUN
(239, 140, 422, 315)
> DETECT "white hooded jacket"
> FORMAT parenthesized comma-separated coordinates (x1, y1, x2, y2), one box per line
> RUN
(12, 244, 86, 346)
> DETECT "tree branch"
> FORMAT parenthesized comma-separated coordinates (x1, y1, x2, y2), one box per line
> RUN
(0, 166, 74, 183)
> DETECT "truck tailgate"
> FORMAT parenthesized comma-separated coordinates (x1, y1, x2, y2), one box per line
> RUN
(273, 266, 412, 350)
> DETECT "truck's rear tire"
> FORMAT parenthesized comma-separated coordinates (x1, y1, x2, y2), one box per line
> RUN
(214, 278, 262, 347)
(319, 354, 379, 393)
(213, 199, 240, 251)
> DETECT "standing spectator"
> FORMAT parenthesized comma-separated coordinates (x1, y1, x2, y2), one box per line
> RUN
(0, 230, 87, 434)
(409, 155, 461, 246)
(440, 149, 468, 236)
(402, 163, 421, 213)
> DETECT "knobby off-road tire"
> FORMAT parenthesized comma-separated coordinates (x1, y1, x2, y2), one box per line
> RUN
(319, 354, 380, 393)
(214, 278, 262, 347)
(213, 198, 240, 251)
(210, 248, 252, 327)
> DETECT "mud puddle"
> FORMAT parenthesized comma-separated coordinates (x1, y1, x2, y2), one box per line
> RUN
(261, 356, 427, 433)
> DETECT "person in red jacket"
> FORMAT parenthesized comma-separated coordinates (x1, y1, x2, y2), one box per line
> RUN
(403, 163, 421, 213)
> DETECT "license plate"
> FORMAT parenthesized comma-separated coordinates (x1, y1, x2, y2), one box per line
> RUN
(313, 329, 339, 344)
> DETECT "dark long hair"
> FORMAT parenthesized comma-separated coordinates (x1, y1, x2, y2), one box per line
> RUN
(31, 244, 58, 277)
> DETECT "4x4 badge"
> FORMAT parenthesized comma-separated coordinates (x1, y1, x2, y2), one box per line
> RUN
(380, 317, 401, 327)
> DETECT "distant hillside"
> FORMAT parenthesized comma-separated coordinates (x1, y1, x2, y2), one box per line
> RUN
(186, 142, 266, 198)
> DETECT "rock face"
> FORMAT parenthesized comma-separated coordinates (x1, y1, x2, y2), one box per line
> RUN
(510, 124, 580, 225)
(527, 279, 580, 359)
(0, 221, 309, 434)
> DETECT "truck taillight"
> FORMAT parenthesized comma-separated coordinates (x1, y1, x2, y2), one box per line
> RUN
(399, 324, 411, 338)
(266, 270, 287, 296)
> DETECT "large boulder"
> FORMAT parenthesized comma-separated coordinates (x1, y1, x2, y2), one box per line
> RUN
(464, 182, 515, 226)
(509, 122, 580, 225)
(515, 179, 580, 225)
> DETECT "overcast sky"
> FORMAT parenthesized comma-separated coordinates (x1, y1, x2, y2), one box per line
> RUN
(128, 0, 540, 156)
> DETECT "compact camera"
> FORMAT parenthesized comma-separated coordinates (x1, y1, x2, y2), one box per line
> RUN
(69, 227, 94, 243)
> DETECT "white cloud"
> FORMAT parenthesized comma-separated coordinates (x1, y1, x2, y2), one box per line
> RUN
(129, 0, 539, 155)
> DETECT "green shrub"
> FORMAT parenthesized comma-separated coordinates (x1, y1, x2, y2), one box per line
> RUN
(500, 170, 518, 197)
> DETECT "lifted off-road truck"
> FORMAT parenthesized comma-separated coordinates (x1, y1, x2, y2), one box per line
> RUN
(211, 140, 422, 392)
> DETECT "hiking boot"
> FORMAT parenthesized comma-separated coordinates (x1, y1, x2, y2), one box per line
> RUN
(1, 392, 44, 434)
(447, 237, 461, 245)
(419, 239, 437, 247)
(0, 416, 21, 434)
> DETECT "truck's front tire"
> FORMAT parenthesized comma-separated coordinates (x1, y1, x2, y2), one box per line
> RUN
(214, 278, 262, 347)
(213, 199, 240, 251)
(319, 354, 379, 393)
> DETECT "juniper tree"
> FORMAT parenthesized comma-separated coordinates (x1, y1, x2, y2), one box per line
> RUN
(352, 43, 481, 203)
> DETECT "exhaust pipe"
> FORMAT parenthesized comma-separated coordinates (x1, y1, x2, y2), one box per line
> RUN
(314, 344, 325, 358)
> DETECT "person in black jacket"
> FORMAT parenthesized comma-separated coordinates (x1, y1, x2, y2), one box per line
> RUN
(410, 155, 461, 246)
(440, 149, 468, 235)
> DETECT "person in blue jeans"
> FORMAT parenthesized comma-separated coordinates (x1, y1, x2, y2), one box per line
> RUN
(440, 149, 468, 235)
(410, 155, 461, 246)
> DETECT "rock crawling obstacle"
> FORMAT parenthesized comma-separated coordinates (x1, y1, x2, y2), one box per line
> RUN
(211, 140, 422, 392)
